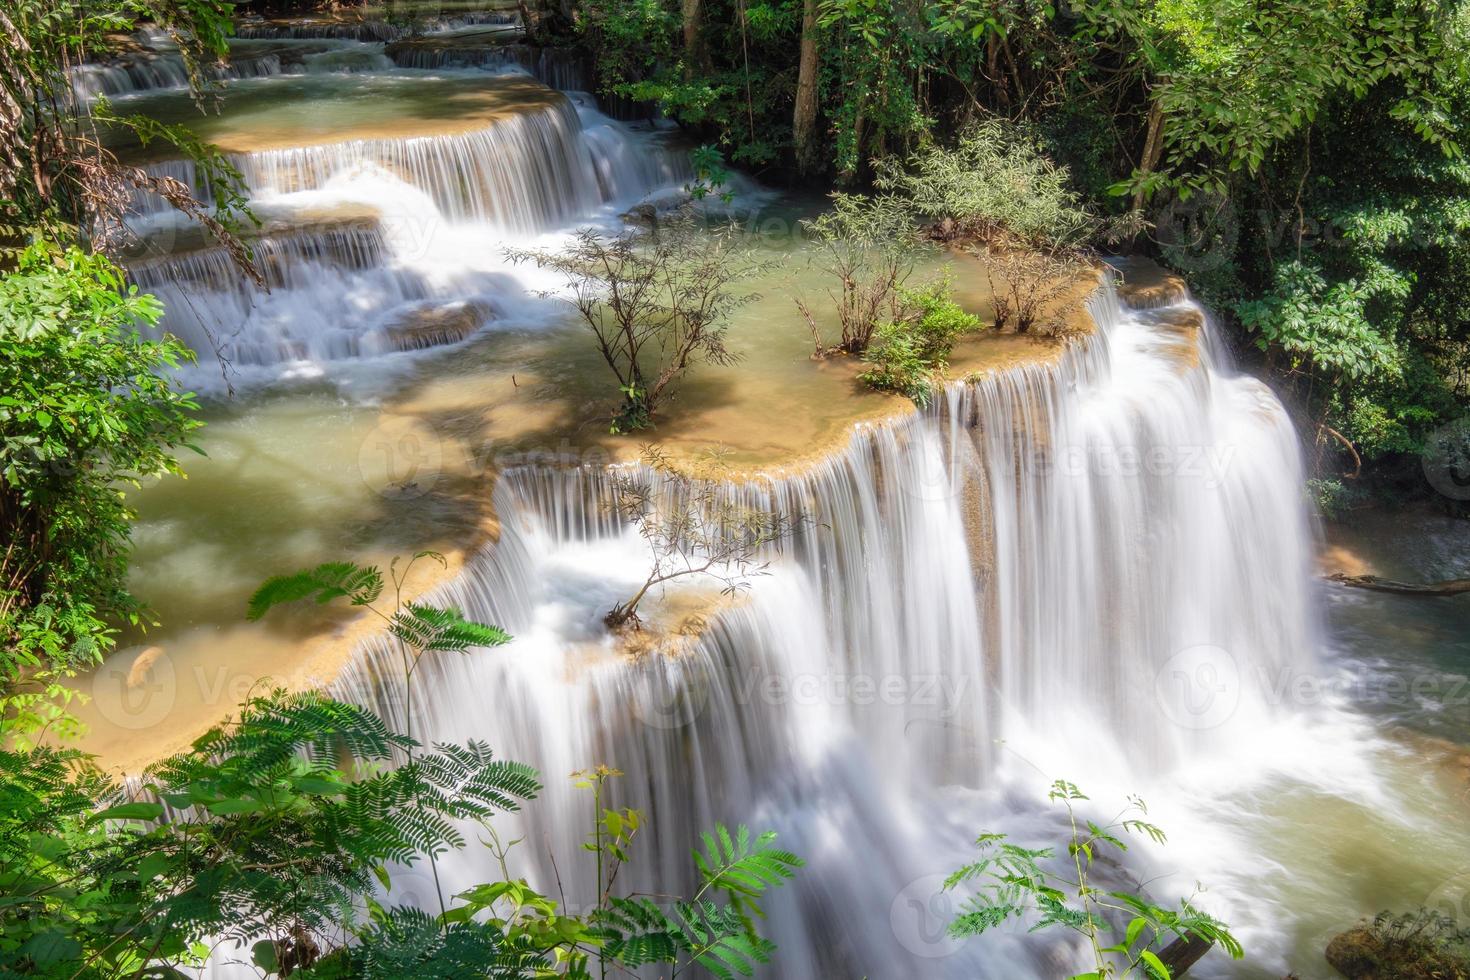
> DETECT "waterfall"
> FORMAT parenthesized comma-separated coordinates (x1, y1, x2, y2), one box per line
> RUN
(124, 87, 689, 373)
(329, 271, 1316, 977)
(130, 94, 686, 231)
(70, 41, 393, 100)
(233, 11, 519, 43)
(386, 42, 590, 90)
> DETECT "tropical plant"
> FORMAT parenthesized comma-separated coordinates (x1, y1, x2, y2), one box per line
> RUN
(0, 243, 201, 677)
(859, 274, 981, 405)
(0, 688, 541, 978)
(0, 687, 804, 980)
(946, 780, 1242, 979)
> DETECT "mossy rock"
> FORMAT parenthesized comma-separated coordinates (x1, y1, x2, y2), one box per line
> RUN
(1326, 922, 1470, 980)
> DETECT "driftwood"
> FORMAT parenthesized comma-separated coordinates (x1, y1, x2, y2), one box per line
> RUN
(1326, 573, 1470, 596)
(1156, 933, 1214, 976)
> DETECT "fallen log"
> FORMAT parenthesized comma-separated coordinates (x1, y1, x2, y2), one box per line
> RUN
(1155, 933, 1214, 976)
(1326, 573, 1470, 596)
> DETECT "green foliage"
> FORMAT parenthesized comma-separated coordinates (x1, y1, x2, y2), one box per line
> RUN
(1, 581, 800, 980)
(874, 121, 1124, 250)
(946, 779, 1242, 979)
(0, 243, 200, 677)
(1236, 258, 1406, 382)
(0, 0, 253, 255)
(1308, 478, 1351, 520)
(1228, 44, 1470, 477)
(799, 192, 929, 353)
(507, 218, 766, 432)
(860, 276, 981, 404)
(562, 0, 1470, 486)
(247, 561, 387, 620)
(0, 688, 540, 978)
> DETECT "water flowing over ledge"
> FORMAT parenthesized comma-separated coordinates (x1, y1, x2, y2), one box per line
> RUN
(130, 91, 685, 229)
(321, 270, 1318, 977)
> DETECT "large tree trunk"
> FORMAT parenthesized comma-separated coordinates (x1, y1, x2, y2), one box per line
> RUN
(681, 0, 707, 74)
(793, 0, 822, 177)
(1132, 98, 1166, 211)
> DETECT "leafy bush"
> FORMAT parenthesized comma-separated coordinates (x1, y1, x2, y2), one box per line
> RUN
(0, 243, 200, 677)
(0, 689, 802, 980)
(859, 276, 981, 405)
(875, 121, 1134, 252)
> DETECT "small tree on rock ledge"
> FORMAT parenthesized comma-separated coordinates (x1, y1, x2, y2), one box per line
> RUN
(508, 216, 766, 433)
(604, 449, 796, 631)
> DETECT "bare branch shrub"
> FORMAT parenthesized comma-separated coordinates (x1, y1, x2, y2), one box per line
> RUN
(507, 216, 767, 432)
(799, 193, 930, 355)
(604, 448, 797, 630)
(982, 250, 1079, 336)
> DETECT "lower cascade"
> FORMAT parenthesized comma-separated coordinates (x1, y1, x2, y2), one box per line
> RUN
(328, 273, 1318, 978)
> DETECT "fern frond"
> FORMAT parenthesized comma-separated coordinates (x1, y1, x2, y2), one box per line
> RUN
(389, 603, 512, 653)
(694, 824, 802, 918)
(247, 561, 384, 620)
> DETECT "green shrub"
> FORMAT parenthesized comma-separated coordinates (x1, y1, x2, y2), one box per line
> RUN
(0, 243, 200, 677)
(874, 121, 1135, 252)
(859, 276, 981, 405)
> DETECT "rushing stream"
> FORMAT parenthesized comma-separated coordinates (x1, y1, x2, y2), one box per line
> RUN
(83, 10, 1470, 979)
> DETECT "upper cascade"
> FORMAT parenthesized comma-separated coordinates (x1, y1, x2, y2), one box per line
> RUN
(126, 84, 686, 233)
(112, 64, 690, 375)
(233, 9, 518, 43)
(70, 40, 393, 100)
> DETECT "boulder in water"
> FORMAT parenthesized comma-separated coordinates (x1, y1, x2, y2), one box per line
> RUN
(384, 301, 494, 352)
(1325, 912, 1470, 980)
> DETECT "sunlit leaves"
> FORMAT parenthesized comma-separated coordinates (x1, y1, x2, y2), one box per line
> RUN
(246, 562, 386, 621)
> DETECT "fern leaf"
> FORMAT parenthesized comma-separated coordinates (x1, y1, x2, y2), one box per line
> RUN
(247, 562, 384, 620)
(389, 603, 512, 653)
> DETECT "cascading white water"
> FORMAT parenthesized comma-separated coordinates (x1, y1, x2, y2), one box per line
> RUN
(330, 272, 1319, 977)
(132, 93, 682, 228)
(386, 42, 590, 90)
(70, 40, 394, 100)
(125, 82, 689, 374)
(233, 10, 518, 43)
